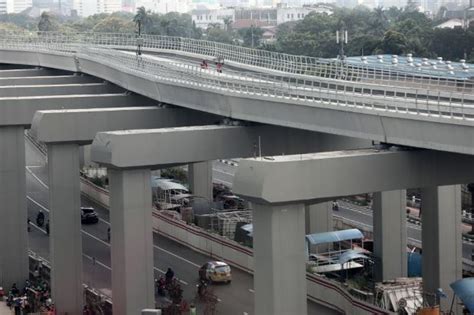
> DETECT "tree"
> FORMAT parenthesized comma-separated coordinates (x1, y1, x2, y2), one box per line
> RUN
(133, 6, 151, 33)
(223, 16, 233, 32)
(239, 26, 264, 48)
(379, 30, 407, 54)
(38, 12, 56, 32)
(206, 25, 234, 44)
(92, 16, 134, 33)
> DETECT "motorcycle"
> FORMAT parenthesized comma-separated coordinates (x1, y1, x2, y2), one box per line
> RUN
(156, 276, 166, 296)
(36, 211, 45, 227)
(197, 279, 208, 298)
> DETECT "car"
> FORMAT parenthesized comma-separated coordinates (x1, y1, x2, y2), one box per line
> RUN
(81, 207, 99, 224)
(199, 261, 232, 283)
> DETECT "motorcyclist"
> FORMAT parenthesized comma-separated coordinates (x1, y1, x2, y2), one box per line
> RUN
(332, 201, 339, 211)
(36, 210, 45, 227)
(197, 279, 208, 298)
(165, 268, 175, 285)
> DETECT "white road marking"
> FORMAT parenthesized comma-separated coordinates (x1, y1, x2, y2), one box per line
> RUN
(28, 194, 200, 279)
(83, 253, 112, 271)
(26, 166, 49, 189)
(153, 245, 200, 268)
(248, 289, 254, 293)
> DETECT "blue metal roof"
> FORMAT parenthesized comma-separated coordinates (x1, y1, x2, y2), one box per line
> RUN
(338, 249, 369, 265)
(342, 54, 473, 80)
(305, 229, 364, 245)
(451, 278, 474, 313)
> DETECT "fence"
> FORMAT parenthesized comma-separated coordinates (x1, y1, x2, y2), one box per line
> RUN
(0, 31, 472, 93)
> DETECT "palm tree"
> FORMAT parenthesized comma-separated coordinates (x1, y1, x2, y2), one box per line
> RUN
(133, 6, 151, 34)
(223, 16, 233, 32)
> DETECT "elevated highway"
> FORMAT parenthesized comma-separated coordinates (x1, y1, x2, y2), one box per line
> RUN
(0, 32, 474, 314)
(1, 33, 474, 155)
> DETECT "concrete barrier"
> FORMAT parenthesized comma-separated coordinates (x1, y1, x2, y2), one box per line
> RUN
(80, 177, 392, 314)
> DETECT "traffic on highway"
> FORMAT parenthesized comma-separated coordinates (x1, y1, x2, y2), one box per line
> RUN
(24, 137, 328, 314)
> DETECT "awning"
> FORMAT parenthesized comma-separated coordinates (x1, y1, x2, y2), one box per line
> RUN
(451, 278, 474, 313)
(306, 229, 364, 246)
(338, 249, 369, 265)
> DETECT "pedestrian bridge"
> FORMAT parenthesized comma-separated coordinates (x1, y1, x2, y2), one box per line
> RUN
(0, 32, 473, 154)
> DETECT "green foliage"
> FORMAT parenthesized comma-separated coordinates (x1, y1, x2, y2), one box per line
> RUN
(238, 26, 264, 47)
(161, 167, 188, 183)
(92, 16, 134, 32)
(38, 12, 58, 32)
(206, 25, 234, 44)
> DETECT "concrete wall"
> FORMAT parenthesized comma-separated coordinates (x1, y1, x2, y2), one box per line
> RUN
(80, 177, 392, 315)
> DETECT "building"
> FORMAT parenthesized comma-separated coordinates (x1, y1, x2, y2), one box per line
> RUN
(0, 0, 32, 13)
(72, 0, 120, 16)
(192, 8, 235, 29)
(134, 0, 191, 13)
(192, 5, 333, 30)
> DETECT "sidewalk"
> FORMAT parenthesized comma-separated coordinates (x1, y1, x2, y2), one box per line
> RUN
(0, 301, 12, 315)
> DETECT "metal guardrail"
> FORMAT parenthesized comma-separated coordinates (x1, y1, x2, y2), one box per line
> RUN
(0, 35, 473, 122)
(0, 31, 472, 94)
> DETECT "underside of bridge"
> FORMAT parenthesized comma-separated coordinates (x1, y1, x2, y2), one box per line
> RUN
(0, 41, 471, 315)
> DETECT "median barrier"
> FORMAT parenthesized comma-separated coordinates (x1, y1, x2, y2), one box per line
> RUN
(79, 177, 392, 314)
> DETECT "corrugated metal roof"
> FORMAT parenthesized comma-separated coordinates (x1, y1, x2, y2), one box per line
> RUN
(151, 177, 188, 191)
(305, 229, 364, 245)
(338, 249, 369, 265)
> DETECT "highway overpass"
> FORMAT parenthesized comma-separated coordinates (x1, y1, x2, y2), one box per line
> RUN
(0, 32, 473, 314)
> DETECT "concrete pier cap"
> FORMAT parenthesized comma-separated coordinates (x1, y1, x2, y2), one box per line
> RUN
(233, 148, 474, 205)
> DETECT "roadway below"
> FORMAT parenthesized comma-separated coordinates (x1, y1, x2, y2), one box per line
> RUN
(24, 138, 326, 314)
(212, 160, 474, 261)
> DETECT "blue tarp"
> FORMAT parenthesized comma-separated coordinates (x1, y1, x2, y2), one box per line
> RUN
(407, 252, 422, 277)
(305, 229, 364, 246)
(451, 278, 474, 313)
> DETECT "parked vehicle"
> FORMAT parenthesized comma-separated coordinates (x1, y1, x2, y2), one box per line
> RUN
(199, 261, 231, 283)
(81, 207, 99, 224)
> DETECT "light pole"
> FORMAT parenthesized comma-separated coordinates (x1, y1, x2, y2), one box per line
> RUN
(336, 29, 348, 61)
(136, 18, 143, 57)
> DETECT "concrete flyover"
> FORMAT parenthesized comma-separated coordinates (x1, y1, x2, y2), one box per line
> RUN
(233, 149, 468, 313)
(1, 45, 474, 155)
(0, 64, 160, 315)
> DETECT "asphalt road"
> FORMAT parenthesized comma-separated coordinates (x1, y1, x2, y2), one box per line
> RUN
(25, 139, 327, 314)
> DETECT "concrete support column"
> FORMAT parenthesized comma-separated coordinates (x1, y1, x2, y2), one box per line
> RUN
(0, 126, 28, 289)
(109, 168, 155, 314)
(305, 202, 332, 252)
(47, 143, 83, 315)
(421, 185, 462, 312)
(188, 161, 213, 201)
(305, 202, 332, 235)
(253, 202, 307, 315)
(373, 190, 407, 282)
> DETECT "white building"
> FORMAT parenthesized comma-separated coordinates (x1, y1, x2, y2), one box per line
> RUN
(134, 0, 191, 14)
(0, 0, 32, 13)
(73, 0, 120, 16)
(192, 8, 235, 29)
(276, 6, 331, 24)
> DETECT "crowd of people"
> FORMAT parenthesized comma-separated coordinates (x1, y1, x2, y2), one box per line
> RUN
(6, 280, 55, 315)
